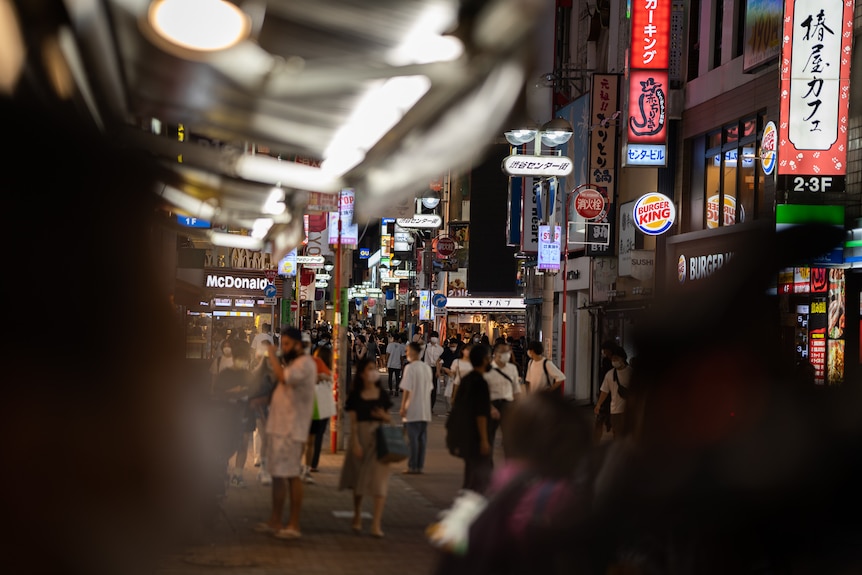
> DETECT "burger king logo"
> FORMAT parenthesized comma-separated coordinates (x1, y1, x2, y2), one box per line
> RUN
(633, 192, 675, 236)
(678, 254, 686, 284)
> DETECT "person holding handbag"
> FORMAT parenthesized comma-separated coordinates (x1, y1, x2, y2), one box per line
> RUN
(338, 358, 394, 538)
(302, 344, 335, 483)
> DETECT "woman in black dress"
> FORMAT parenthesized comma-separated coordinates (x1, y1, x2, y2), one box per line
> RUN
(338, 358, 394, 537)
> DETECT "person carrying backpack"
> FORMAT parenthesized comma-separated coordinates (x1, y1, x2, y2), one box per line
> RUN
(524, 341, 565, 394)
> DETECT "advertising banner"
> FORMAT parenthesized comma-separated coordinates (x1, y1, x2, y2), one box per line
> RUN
(742, 0, 783, 72)
(778, 0, 854, 192)
(507, 175, 523, 246)
(537, 225, 561, 271)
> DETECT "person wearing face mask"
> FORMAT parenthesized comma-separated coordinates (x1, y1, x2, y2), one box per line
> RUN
(483, 342, 521, 463)
(210, 337, 235, 392)
(593, 346, 632, 439)
(422, 331, 445, 411)
(255, 326, 317, 539)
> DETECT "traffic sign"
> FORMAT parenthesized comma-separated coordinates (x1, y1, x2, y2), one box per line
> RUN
(290, 301, 299, 312)
(264, 269, 278, 283)
(263, 284, 277, 298)
(431, 293, 448, 308)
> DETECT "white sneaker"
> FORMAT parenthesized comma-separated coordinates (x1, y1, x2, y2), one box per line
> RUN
(302, 467, 315, 484)
(257, 469, 272, 486)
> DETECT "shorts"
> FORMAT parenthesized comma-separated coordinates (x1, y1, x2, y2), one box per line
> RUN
(263, 433, 304, 478)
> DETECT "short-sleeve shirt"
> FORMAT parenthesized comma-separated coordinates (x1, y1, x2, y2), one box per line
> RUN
(345, 388, 393, 422)
(399, 360, 434, 422)
(386, 342, 405, 368)
(526, 358, 565, 393)
(600, 365, 632, 414)
(266, 354, 317, 442)
(456, 371, 491, 455)
(484, 362, 521, 402)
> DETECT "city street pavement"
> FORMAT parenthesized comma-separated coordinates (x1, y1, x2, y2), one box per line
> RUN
(154, 371, 504, 575)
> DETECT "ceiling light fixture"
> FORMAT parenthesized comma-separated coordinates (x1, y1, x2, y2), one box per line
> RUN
(148, 0, 250, 52)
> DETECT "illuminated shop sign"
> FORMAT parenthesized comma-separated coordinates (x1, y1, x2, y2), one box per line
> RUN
(626, 0, 671, 166)
(778, 0, 854, 193)
(713, 148, 755, 168)
(677, 251, 735, 284)
(742, 0, 783, 72)
(537, 225, 561, 271)
(632, 193, 675, 235)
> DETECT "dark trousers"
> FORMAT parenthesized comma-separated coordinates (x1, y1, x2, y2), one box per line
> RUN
(310, 418, 329, 469)
(430, 367, 438, 409)
(405, 421, 428, 471)
(487, 399, 511, 464)
(463, 453, 492, 494)
(387, 367, 401, 393)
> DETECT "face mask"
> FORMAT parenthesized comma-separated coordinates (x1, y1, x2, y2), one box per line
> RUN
(222, 347, 232, 357)
(611, 359, 625, 369)
(498, 352, 511, 363)
(449, 346, 457, 352)
(431, 337, 438, 344)
(473, 337, 480, 343)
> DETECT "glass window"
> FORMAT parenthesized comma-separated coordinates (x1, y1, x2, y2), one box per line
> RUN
(697, 113, 766, 231)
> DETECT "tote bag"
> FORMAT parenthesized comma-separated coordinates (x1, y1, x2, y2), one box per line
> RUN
(312, 381, 336, 420)
(376, 425, 409, 463)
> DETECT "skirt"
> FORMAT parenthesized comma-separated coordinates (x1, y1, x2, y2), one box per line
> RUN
(338, 420, 392, 497)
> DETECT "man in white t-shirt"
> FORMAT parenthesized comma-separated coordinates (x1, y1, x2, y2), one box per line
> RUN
(251, 322, 274, 365)
(399, 342, 434, 474)
(483, 341, 521, 461)
(386, 335, 406, 396)
(257, 327, 316, 540)
(525, 341, 565, 393)
(594, 346, 632, 439)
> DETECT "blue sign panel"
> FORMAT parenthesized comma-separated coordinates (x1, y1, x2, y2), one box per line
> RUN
(359, 247, 371, 259)
(431, 293, 448, 308)
(263, 284, 277, 298)
(177, 215, 211, 228)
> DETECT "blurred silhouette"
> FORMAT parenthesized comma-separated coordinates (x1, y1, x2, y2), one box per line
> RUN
(434, 221, 857, 574)
(0, 94, 198, 574)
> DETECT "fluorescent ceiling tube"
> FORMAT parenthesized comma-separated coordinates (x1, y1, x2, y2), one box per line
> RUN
(158, 184, 218, 220)
(207, 230, 263, 249)
(233, 154, 343, 192)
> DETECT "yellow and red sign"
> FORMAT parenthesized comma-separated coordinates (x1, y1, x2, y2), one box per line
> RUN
(633, 192, 675, 236)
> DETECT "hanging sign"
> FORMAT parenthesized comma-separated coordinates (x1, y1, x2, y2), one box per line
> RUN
(572, 188, 607, 220)
(761, 121, 777, 176)
(502, 155, 573, 177)
(396, 215, 442, 229)
(632, 193, 675, 236)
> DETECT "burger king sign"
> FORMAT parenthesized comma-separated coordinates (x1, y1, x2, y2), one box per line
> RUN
(633, 193, 675, 236)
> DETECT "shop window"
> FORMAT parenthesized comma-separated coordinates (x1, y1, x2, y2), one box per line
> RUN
(700, 114, 765, 230)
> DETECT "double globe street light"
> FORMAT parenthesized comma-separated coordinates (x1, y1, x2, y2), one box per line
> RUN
(503, 118, 573, 390)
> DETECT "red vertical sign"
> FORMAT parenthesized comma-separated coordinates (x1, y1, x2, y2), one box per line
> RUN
(627, 0, 671, 153)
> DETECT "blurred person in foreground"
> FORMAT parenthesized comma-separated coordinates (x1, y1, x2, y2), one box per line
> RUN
(430, 392, 591, 574)
(437, 222, 862, 574)
(0, 95, 198, 574)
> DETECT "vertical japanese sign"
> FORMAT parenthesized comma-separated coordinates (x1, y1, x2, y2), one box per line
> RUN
(328, 188, 359, 245)
(588, 74, 619, 256)
(520, 181, 539, 254)
(625, 0, 671, 166)
(537, 225, 562, 271)
(778, 0, 853, 193)
(809, 295, 827, 383)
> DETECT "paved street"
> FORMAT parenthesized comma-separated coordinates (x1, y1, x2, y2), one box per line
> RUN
(155, 372, 503, 575)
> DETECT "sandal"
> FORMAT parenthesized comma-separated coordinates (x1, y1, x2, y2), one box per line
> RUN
(274, 527, 302, 540)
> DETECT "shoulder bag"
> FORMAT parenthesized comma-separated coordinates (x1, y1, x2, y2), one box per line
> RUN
(613, 369, 629, 399)
(376, 425, 409, 463)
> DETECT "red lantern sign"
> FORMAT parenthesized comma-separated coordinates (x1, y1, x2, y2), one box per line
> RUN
(436, 236, 456, 257)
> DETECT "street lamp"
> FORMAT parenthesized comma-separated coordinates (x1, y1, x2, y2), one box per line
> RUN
(502, 118, 573, 380)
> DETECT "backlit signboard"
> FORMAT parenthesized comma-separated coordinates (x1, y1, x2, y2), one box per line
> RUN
(626, 0, 671, 166)
(537, 225, 561, 271)
(778, 0, 853, 193)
